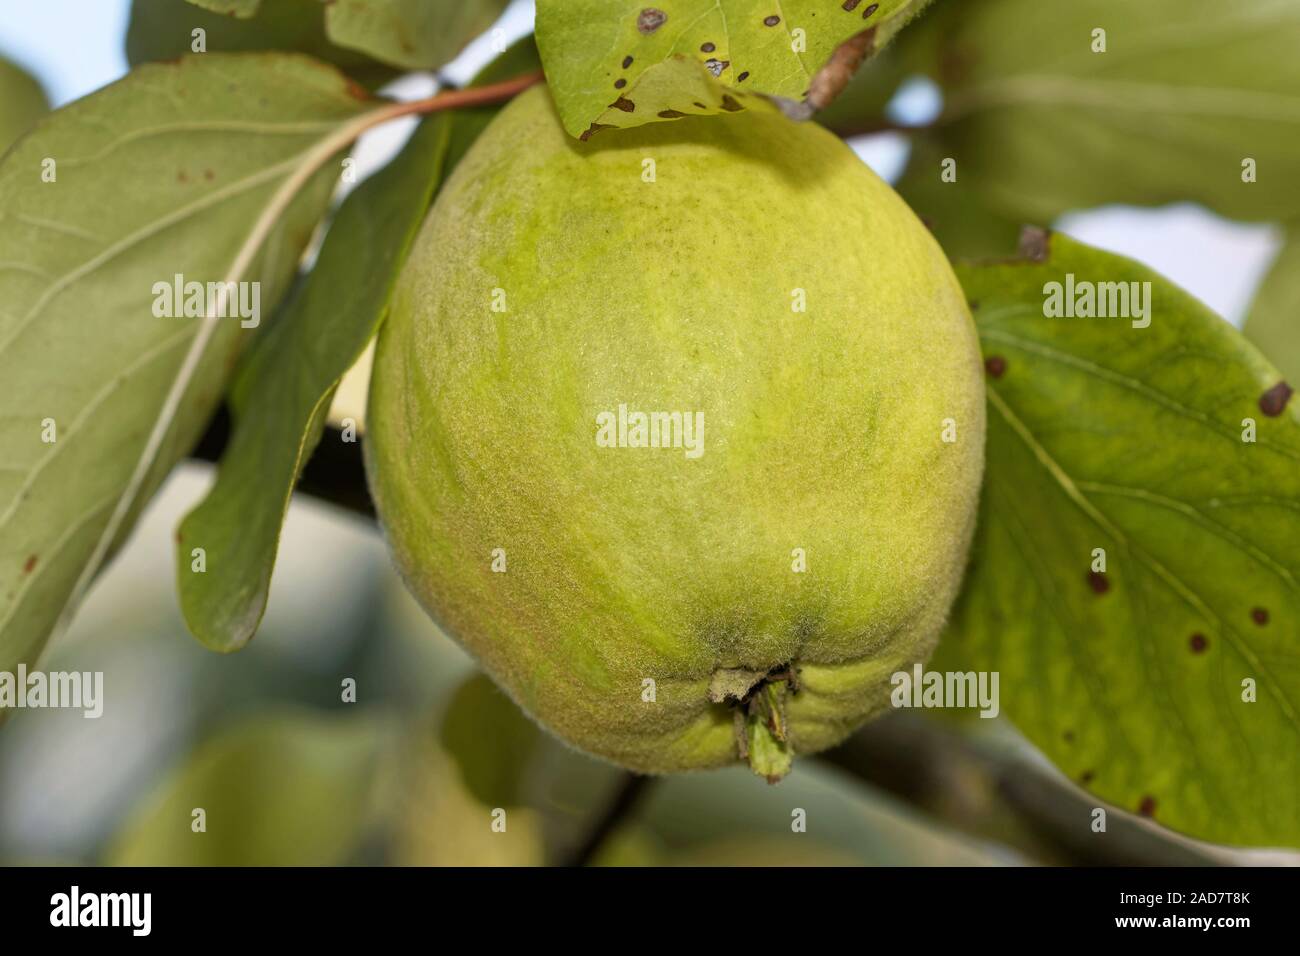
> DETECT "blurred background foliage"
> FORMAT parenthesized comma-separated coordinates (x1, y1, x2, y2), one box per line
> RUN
(1, 0, 1297, 866)
(0, 471, 1279, 866)
(0, 468, 1026, 866)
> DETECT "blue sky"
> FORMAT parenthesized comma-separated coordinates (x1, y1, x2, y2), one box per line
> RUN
(0, 0, 131, 106)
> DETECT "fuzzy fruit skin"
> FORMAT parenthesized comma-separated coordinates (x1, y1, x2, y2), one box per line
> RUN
(366, 86, 985, 774)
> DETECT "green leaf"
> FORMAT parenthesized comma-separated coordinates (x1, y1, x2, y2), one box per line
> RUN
(127, 0, 399, 90)
(0, 56, 48, 155)
(917, 0, 1300, 222)
(185, 0, 262, 15)
(176, 114, 453, 652)
(535, 0, 931, 139)
(935, 231, 1300, 848)
(106, 711, 390, 865)
(440, 673, 541, 807)
(324, 0, 511, 71)
(444, 36, 542, 172)
(894, 134, 1021, 259)
(1244, 227, 1300, 385)
(0, 54, 381, 675)
(394, 713, 548, 865)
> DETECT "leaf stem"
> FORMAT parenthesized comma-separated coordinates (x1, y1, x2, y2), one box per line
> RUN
(382, 70, 544, 122)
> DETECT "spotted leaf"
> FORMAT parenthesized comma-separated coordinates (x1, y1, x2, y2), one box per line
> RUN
(936, 231, 1300, 849)
(536, 0, 933, 139)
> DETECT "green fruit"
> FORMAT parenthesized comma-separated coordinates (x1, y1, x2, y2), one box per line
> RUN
(366, 85, 985, 779)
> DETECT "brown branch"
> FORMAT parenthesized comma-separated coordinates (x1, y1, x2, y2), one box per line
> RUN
(563, 773, 654, 867)
(807, 28, 877, 111)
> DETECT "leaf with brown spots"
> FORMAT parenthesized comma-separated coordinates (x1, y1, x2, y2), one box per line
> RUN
(1258, 382, 1294, 417)
(536, 0, 934, 138)
(0, 55, 376, 675)
(935, 232, 1300, 849)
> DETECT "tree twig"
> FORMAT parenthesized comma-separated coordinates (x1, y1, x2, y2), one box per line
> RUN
(563, 773, 654, 867)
